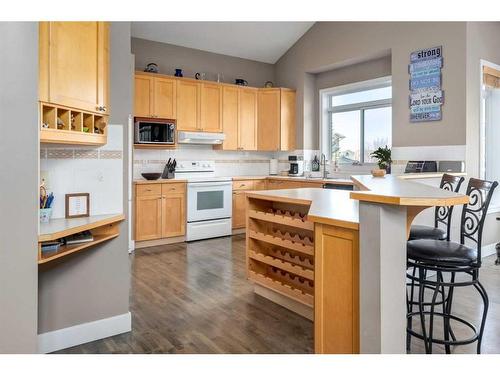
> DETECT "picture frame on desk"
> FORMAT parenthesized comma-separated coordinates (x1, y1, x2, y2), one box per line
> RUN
(65, 193, 90, 219)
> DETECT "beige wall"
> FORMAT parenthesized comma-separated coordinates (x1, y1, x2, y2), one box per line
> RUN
(0, 22, 39, 353)
(132, 37, 275, 87)
(275, 22, 467, 150)
(38, 22, 132, 335)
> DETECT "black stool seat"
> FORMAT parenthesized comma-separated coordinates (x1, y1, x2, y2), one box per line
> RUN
(408, 239, 477, 265)
(408, 225, 447, 241)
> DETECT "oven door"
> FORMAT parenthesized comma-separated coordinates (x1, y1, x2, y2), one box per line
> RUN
(187, 181, 232, 222)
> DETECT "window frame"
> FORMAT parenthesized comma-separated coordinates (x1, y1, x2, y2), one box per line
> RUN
(320, 76, 392, 164)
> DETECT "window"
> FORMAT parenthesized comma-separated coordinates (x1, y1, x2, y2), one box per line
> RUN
(320, 78, 392, 164)
(480, 61, 500, 207)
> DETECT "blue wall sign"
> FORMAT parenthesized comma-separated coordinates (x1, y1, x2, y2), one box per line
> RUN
(409, 46, 444, 123)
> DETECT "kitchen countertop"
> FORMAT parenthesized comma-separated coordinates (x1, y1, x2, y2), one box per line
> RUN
(350, 174, 469, 206)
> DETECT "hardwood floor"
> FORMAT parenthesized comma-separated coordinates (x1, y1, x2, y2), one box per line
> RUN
(56, 234, 314, 354)
(56, 233, 500, 354)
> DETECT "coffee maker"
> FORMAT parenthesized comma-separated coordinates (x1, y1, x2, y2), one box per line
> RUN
(288, 155, 304, 176)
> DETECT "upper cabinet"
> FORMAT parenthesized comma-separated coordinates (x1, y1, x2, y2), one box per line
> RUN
(238, 87, 258, 151)
(176, 79, 200, 131)
(132, 72, 296, 151)
(134, 73, 176, 119)
(39, 22, 110, 146)
(257, 89, 281, 151)
(39, 22, 109, 115)
(257, 88, 296, 151)
(200, 82, 222, 133)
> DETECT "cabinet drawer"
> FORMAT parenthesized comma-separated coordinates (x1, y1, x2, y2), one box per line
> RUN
(253, 180, 267, 190)
(136, 184, 162, 197)
(233, 180, 255, 191)
(161, 183, 186, 195)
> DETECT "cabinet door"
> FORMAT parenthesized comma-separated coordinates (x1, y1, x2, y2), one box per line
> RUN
(200, 83, 222, 132)
(154, 77, 177, 119)
(42, 22, 109, 113)
(221, 85, 239, 150)
(134, 75, 153, 117)
(162, 193, 186, 237)
(232, 191, 247, 229)
(280, 89, 296, 151)
(257, 89, 280, 151)
(238, 87, 258, 151)
(135, 195, 162, 241)
(176, 80, 200, 131)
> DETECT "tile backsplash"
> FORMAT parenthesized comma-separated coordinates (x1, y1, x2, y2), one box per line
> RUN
(40, 125, 124, 219)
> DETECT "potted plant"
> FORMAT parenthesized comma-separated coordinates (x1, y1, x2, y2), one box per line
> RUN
(370, 146, 392, 177)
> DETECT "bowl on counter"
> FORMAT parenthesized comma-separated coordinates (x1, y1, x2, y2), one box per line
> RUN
(141, 172, 162, 181)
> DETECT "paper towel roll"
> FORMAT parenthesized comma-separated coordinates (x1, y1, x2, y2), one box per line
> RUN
(269, 159, 278, 175)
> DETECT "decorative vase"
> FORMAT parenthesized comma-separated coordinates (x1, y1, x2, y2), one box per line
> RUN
(174, 68, 183, 77)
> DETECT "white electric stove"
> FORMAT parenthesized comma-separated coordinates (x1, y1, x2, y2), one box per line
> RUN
(175, 161, 232, 241)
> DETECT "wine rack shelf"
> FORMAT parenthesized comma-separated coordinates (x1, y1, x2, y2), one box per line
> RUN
(246, 195, 315, 312)
(248, 229, 314, 256)
(248, 270, 313, 307)
(248, 249, 314, 280)
(248, 209, 314, 231)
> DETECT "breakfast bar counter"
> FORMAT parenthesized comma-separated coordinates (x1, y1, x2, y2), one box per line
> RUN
(245, 175, 468, 354)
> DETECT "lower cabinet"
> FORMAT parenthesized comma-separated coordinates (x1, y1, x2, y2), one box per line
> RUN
(135, 182, 186, 241)
(135, 194, 163, 241)
(232, 179, 267, 229)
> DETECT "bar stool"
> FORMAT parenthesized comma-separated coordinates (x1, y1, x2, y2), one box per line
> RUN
(406, 174, 465, 349)
(408, 174, 465, 241)
(406, 178, 498, 354)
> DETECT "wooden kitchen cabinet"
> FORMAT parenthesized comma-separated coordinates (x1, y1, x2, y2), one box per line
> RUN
(257, 88, 296, 151)
(176, 79, 200, 131)
(134, 74, 153, 117)
(134, 73, 177, 119)
(280, 89, 296, 151)
(232, 191, 248, 229)
(154, 76, 177, 119)
(161, 183, 186, 237)
(220, 85, 239, 150)
(135, 182, 186, 241)
(200, 82, 222, 132)
(232, 179, 266, 229)
(238, 87, 258, 151)
(257, 89, 281, 151)
(39, 22, 109, 115)
(135, 194, 163, 241)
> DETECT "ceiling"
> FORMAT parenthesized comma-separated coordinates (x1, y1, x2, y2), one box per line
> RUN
(131, 22, 315, 64)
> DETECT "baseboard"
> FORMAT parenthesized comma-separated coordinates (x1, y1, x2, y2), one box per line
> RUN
(38, 312, 131, 353)
(135, 236, 185, 249)
(482, 243, 497, 259)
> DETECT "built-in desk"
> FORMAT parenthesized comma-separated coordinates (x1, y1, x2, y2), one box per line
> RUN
(38, 214, 125, 264)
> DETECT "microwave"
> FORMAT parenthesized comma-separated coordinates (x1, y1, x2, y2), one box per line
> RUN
(134, 118, 175, 145)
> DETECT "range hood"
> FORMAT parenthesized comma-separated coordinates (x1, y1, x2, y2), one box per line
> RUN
(177, 131, 226, 145)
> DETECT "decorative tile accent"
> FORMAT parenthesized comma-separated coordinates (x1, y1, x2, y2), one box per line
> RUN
(74, 150, 99, 159)
(99, 150, 123, 159)
(47, 149, 74, 159)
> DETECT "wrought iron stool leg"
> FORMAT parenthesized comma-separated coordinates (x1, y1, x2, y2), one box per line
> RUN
(428, 271, 441, 354)
(407, 265, 417, 352)
(417, 266, 430, 353)
(474, 280, 489, 354)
